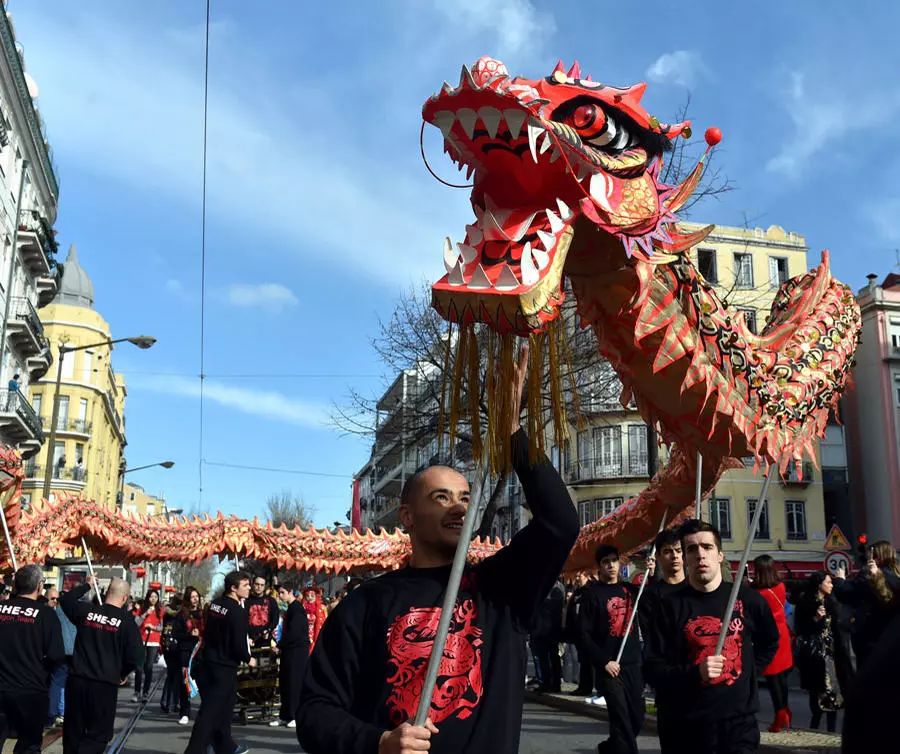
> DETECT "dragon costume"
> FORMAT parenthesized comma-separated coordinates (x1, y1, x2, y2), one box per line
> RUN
(0, 58, 860, 575)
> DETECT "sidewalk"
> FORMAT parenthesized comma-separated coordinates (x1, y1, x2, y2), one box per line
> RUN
(526, 682, 842, 754)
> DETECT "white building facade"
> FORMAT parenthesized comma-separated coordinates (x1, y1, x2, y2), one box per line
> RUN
(0, 10, 59, 458)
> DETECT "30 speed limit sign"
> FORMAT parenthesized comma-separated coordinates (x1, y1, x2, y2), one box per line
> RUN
(824, 551, 850, 576)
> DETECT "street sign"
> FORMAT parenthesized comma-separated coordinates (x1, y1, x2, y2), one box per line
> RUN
(825, 524, 851, 551)
(824, 551, 851, 576)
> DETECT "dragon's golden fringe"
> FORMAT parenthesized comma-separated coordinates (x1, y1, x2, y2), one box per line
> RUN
(440, 319, 572, 472)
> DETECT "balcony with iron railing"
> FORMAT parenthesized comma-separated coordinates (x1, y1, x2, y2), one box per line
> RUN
(53, 417, 93, 436)
(564, 452, 649, 483)
(0, 389, 44, 445)
(780, 460, 815, 485)
(23, 462, 88, 485)
(16, 209, 57, 278)
(26, 341, 53, 381)
(8, 298, 47, 356)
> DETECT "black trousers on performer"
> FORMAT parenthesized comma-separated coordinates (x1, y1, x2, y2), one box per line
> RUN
(659, 712, 760, 754)
(596, 663, 644, 754)
(279, 648, 307, 722)
(63, 676, 119, 754)
(0, 690, 47, 753)
(183, 662, 237, 754)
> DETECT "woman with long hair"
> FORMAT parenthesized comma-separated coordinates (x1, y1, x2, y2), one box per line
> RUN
(134, 589, 163, 702)
(171, 586, 204, 725)
(833, 539, 900, 668)
(795, 572, 845, 731)
(751, 555, 793, 731)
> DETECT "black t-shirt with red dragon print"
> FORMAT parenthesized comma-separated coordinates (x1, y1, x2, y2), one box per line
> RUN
(296, 430, 579, 754)
(643, 582, 779, 724)
(579, 580, 641, 668)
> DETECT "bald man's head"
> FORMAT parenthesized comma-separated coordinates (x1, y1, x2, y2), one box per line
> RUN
(398, 465, 471, 566)
(105, 577, 131, 608)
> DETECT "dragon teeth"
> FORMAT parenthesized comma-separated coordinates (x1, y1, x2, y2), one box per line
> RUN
(536, 229, 556, 252)
(527, 122, 543, 163)
(532, 246, 550, 270)
(457, 243, 479, 264)
(494, 264, 520, 290)
(443, 236, 458, 272)
(546, 208, 564, 234)
(457, 108, 477, 139)
(448, 260, 466, 286)
(520, 242, 540, 285)
(433, 111, 455, 140)
(459, 64, 478, 90)
(556, 198, 572, 219)
(589, 172, 613, 212)
(465, 223, 483, 245)
(478, 107, 502, 138)
(503, 109, 526, 139)
(467, 264, 492, 290)
(481, 208, 508, 241)
(539, 132, 553, 154)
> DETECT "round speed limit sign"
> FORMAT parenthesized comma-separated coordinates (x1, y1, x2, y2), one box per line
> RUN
(824, 551, 850, 576)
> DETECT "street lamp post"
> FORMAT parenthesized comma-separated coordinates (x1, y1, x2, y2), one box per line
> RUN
(117, 460, 175, 510)
(41, 335, 156, 501)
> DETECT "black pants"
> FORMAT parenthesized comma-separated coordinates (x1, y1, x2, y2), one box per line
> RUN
(183, 662, 237, 754)
(178, 653, 193, 717)
(532, 638, 561, 691)
(660, 712, 760, 754)
(766, 669, 790, 711)
(161, 651, 181, 711)
(279, 648, 307, 722)
(575, 643, 597, 693)
(134, 646, 159, 697)
(63, 676, 119, 754)
(0, 690, 47, 753)
(597, 663, 644, 754)
(808, 693, 837, 732)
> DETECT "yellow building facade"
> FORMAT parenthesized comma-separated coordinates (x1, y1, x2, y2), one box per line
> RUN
(122, 482, 167, 518)
(22, 245, 127, 510)
(564, 224, 827, 573)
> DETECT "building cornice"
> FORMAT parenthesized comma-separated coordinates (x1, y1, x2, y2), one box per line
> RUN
(0, 10, 58, 202)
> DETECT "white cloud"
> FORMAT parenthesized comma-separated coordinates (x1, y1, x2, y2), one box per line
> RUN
(646, 51, 707, 88)
(165, 279, 192, 302)
(767, 71, 900, 178)
(224, 283, 298, 312)
(133, 374, 329, 429)
(433, 0, 555, 55)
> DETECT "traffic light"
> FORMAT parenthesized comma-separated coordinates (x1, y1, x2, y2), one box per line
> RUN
(856, 533, 868, 563)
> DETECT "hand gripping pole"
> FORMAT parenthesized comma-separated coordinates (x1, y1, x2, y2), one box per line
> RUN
(615, 508, 668, 664)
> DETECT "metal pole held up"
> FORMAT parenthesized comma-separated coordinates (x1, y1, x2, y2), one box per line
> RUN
(694, 451, 704, 521)
(413, 474, 482, 727)
(81, 536, 102, 604)
(0, 488, 18, 572)
(615, 508, 669, 664)
(714, 468, 774, 656)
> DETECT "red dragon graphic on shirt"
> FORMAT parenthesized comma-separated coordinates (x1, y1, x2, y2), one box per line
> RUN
(607, 593, 634, 638)
(248, 602, 271, 631)
(684, 601, 745, 686)
(385, 599, 484, 726)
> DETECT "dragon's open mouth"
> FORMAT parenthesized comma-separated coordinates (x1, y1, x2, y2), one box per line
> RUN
(425, 57, 691, 336)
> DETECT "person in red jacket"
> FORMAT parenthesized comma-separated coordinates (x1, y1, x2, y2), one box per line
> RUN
(134, 589, 164, 703)
(302, 585, 327, 652)
(751, 555, 794, 731)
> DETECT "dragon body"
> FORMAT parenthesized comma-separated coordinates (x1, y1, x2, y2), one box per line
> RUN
(0, 58, 859, 575)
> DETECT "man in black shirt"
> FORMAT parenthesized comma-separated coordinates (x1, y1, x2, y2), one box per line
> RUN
(61, 576, 142, 754)
(245, 574, 279, 646)
(0, 564, 65, 753)
(184, 570, 253, 754)
(579, 545, 644, 754)
(644, 520, 779, 753)
(638, 528, 686, 636)
(296, 347, 580, 754)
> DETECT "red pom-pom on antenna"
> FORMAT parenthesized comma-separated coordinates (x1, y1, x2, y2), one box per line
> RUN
(704, 127, 722, 147)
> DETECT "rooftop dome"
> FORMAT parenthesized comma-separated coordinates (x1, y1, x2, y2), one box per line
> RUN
(55, 244, 94, 308)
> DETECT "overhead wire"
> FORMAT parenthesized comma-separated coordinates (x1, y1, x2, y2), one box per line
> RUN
(198, 0, 211, 505)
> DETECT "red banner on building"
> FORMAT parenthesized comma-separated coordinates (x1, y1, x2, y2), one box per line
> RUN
(351, 478, 361, 532)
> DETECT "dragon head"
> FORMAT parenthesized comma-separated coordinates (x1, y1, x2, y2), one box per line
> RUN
(425, 56, 711, 336)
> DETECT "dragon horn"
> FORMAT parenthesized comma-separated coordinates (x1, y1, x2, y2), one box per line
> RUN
(567, 61, 581, 79)
(663, 153, 708, 214)
(552, 59, 565, 75)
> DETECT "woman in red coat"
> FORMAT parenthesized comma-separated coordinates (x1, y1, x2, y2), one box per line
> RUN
(752, 555, 794, 731)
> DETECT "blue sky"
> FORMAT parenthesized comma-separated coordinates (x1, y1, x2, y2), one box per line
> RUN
(10, 1, 899, 526)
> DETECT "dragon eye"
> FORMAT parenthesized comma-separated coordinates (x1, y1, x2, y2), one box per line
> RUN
(562, 103, 635, 151)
